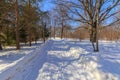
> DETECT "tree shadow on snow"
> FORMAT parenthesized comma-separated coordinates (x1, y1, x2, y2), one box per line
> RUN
(0, 53, 25, 63)
(98, 54, 120, 76)
(41, 54, 82, 80)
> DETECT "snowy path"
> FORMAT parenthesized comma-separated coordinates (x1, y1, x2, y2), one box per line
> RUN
(0, 39, 120, 80)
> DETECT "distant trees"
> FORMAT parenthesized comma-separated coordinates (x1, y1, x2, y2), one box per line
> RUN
(74, 27, 89, 41)
(99, 26, 120, 41)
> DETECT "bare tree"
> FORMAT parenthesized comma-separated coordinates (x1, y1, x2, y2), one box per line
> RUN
(53, 4, 69, 39)
(56, 0, 120, 52)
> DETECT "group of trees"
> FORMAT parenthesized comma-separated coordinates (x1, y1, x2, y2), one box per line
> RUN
(51, 0, 120, 52)
(0, 0, 50, 50)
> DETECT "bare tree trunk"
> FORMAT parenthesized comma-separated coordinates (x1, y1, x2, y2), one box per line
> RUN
(29, 34, 32, 46)
(6, 25, 10, 45)
(61, 27, 63, 39)
(95, 0, 99, 52)
(43, 31, 45, 43)
(43, 24, 46, 43)
(94, 28, 99, 52)
(54, 26, 55, 39)
(65, 28, 67, 39)
(89, 0, 99, 52)
(15, 0, 20, 50)
(0, 43, 2, 50)
(0, 34, 2, 50)
(79, 29, 81, 42)
(90, 26, 99, 52)
(92, 42, 95, 51)
(61, 24, 64, 39)
(49, 26, 52, 39)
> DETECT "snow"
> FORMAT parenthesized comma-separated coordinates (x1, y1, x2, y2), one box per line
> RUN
(0, 41, 42, 74)
(0, 39, 120, 80)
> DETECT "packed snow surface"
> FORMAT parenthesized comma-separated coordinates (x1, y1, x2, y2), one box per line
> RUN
(0, 39, 120, 80)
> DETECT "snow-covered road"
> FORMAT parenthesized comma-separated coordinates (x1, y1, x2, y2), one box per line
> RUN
(0, 39, 120, 80)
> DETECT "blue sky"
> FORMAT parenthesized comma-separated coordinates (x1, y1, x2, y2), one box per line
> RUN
(41, 0, 55, 11)
(40, 0, 80, 28)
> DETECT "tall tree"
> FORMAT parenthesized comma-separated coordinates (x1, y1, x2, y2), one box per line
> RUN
(28, 0, 32, 46)
(21, 0, 40, 46)
(15, 0, 20, 49)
